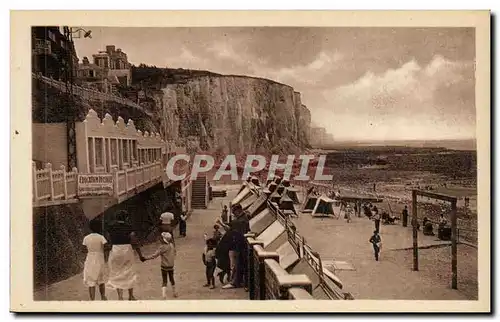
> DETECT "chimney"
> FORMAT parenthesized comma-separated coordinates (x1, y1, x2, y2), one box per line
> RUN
(106, 45, 115, 54)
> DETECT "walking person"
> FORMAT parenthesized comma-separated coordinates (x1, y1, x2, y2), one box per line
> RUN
(141, 232, 178, 299)
(82, 220, 108, 301)
(402, 205, 409, 227)
(106, 210, 143, 301)
(372, 210, 381, 233)
(369, 230, 382, 261)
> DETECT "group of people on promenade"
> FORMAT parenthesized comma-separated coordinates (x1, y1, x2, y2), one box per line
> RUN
(81, 200, 252, 301)
(81, 208, 188, 301)
(202, 204, 250, 290)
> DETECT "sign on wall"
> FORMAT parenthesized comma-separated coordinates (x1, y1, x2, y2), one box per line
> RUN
(77, 174, 114, 197)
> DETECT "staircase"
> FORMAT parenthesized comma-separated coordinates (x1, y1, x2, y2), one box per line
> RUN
(191, 175, 208, 209)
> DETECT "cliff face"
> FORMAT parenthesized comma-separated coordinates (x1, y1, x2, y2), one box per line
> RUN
(148, 74, 311, 154)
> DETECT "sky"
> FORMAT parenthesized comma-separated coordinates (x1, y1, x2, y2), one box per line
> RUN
(73, 27, 476, 141)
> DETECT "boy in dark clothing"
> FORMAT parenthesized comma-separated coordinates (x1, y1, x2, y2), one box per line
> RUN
(369, 230, 382, 261)
(212, 224, 223, 244)
(179, 212, 187, 237)
(202, 238, 217, 289)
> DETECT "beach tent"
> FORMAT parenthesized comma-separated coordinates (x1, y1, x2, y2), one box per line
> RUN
(273, 176, 283, 185)
(276, 184, 286, 195)
(302, 194, 319, 213)
(270, 190, 282, 204)
(281, 179, 291, 187)
(262, 187, 272, 198)
(246, 194, 269, 218)
(237, 181, 248, 195)
(279, 194, 298, 217)
(267, 182, 278, 193)
(284, 187, 300, 204)
(311, 195, 336, 218)
(250, 176, 260, 186)
(232, 186, 252, 206)
(240, 192, 259, 211)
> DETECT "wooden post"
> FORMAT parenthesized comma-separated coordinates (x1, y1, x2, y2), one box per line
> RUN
(32, 161, 38, 202)
(112, 169, 119, 198)
(47, 163, 54, 200)
(412, 190, 418, 271)
(451, 200, 458, 289)
(61, 165, 68, 199)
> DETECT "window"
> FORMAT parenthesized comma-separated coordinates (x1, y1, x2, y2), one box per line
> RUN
(123, 140, 129, 164)
(95, 138, 104, 166)
(110, 139, 117, 165)
(87, 138, 94, 172)
(132, 141, 137, 161)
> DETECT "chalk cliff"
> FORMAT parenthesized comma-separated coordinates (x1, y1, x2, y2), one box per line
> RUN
(133, 68, 312, 154)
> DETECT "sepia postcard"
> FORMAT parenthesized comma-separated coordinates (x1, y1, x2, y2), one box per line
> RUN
(10, 10, 491, 313)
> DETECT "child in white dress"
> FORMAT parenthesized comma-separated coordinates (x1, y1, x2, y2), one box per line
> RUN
(83, 220, 109, 300)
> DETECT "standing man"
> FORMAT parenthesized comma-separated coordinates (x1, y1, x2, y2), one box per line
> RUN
(217, 204, 250, 289)
(372, 209, 381, 233)
(178, 212, 188, 237)
(369, 230, 382, 261)
(402, 205, 409, 227)
(159, 210, 175, 245)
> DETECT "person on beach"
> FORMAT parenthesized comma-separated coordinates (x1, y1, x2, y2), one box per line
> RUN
(402, 205, 409, 227)
(345, 204, 353, 223)
(216, 204, 250, 289)
(369, 230, 382, 261)
(159, 210, 176, 245)
(372, 210, 381, 233)
(106, 210, 143, 301)
(212, 224, 223, 244)
(82, 220, 108, 301)
(221, 205, 229, 223)
(179, 212, 188, 237)
(202, 238, 217, 289)
(141, 232, 178, 299)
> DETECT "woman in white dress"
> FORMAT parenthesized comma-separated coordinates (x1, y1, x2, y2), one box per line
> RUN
(82, 220, 108, 300)
(106, 210, 143, 300)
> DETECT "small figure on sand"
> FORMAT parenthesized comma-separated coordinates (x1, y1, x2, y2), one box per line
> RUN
(202, 238, 217, 289)
(369, 230, 382, 261)
(141, 232, 178, 299)
(402, 205, 409, 227)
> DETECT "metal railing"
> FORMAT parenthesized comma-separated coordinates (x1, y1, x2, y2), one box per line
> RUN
(244, 192, 350, 301)
(33, 72, 152, 117)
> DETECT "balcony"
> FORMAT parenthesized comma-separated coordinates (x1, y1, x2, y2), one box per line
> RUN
(33, 39, 52, 55)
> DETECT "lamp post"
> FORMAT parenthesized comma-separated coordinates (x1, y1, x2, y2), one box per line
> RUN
(62, 26, 91, 170)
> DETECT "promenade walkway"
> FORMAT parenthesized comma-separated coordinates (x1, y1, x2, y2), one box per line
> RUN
(34, 189, 247, 301)
(291, 205, 478, 300)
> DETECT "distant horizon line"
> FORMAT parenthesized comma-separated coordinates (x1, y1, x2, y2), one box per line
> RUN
(328, 138, 476, 143)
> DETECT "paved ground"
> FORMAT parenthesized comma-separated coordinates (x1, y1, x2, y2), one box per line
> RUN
(291, 206, 478, 300)
(34, 191, 247, 301)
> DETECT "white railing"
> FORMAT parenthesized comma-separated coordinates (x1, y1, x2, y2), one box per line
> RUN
(32, 162, 78, 204)
(33, 160, 164, 206)
(113, 161, 163, 198)
(32, 73, 152, 117)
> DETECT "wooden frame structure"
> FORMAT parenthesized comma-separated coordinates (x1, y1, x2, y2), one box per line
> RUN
(411, 189, 458, 289)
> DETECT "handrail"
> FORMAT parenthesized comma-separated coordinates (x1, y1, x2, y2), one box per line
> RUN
(264, 197, 347, 300)
(32, 72, 153, 117)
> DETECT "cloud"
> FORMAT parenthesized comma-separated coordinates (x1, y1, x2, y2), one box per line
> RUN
(252, 50, 343, 87)
(311, 55, 475, 140)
